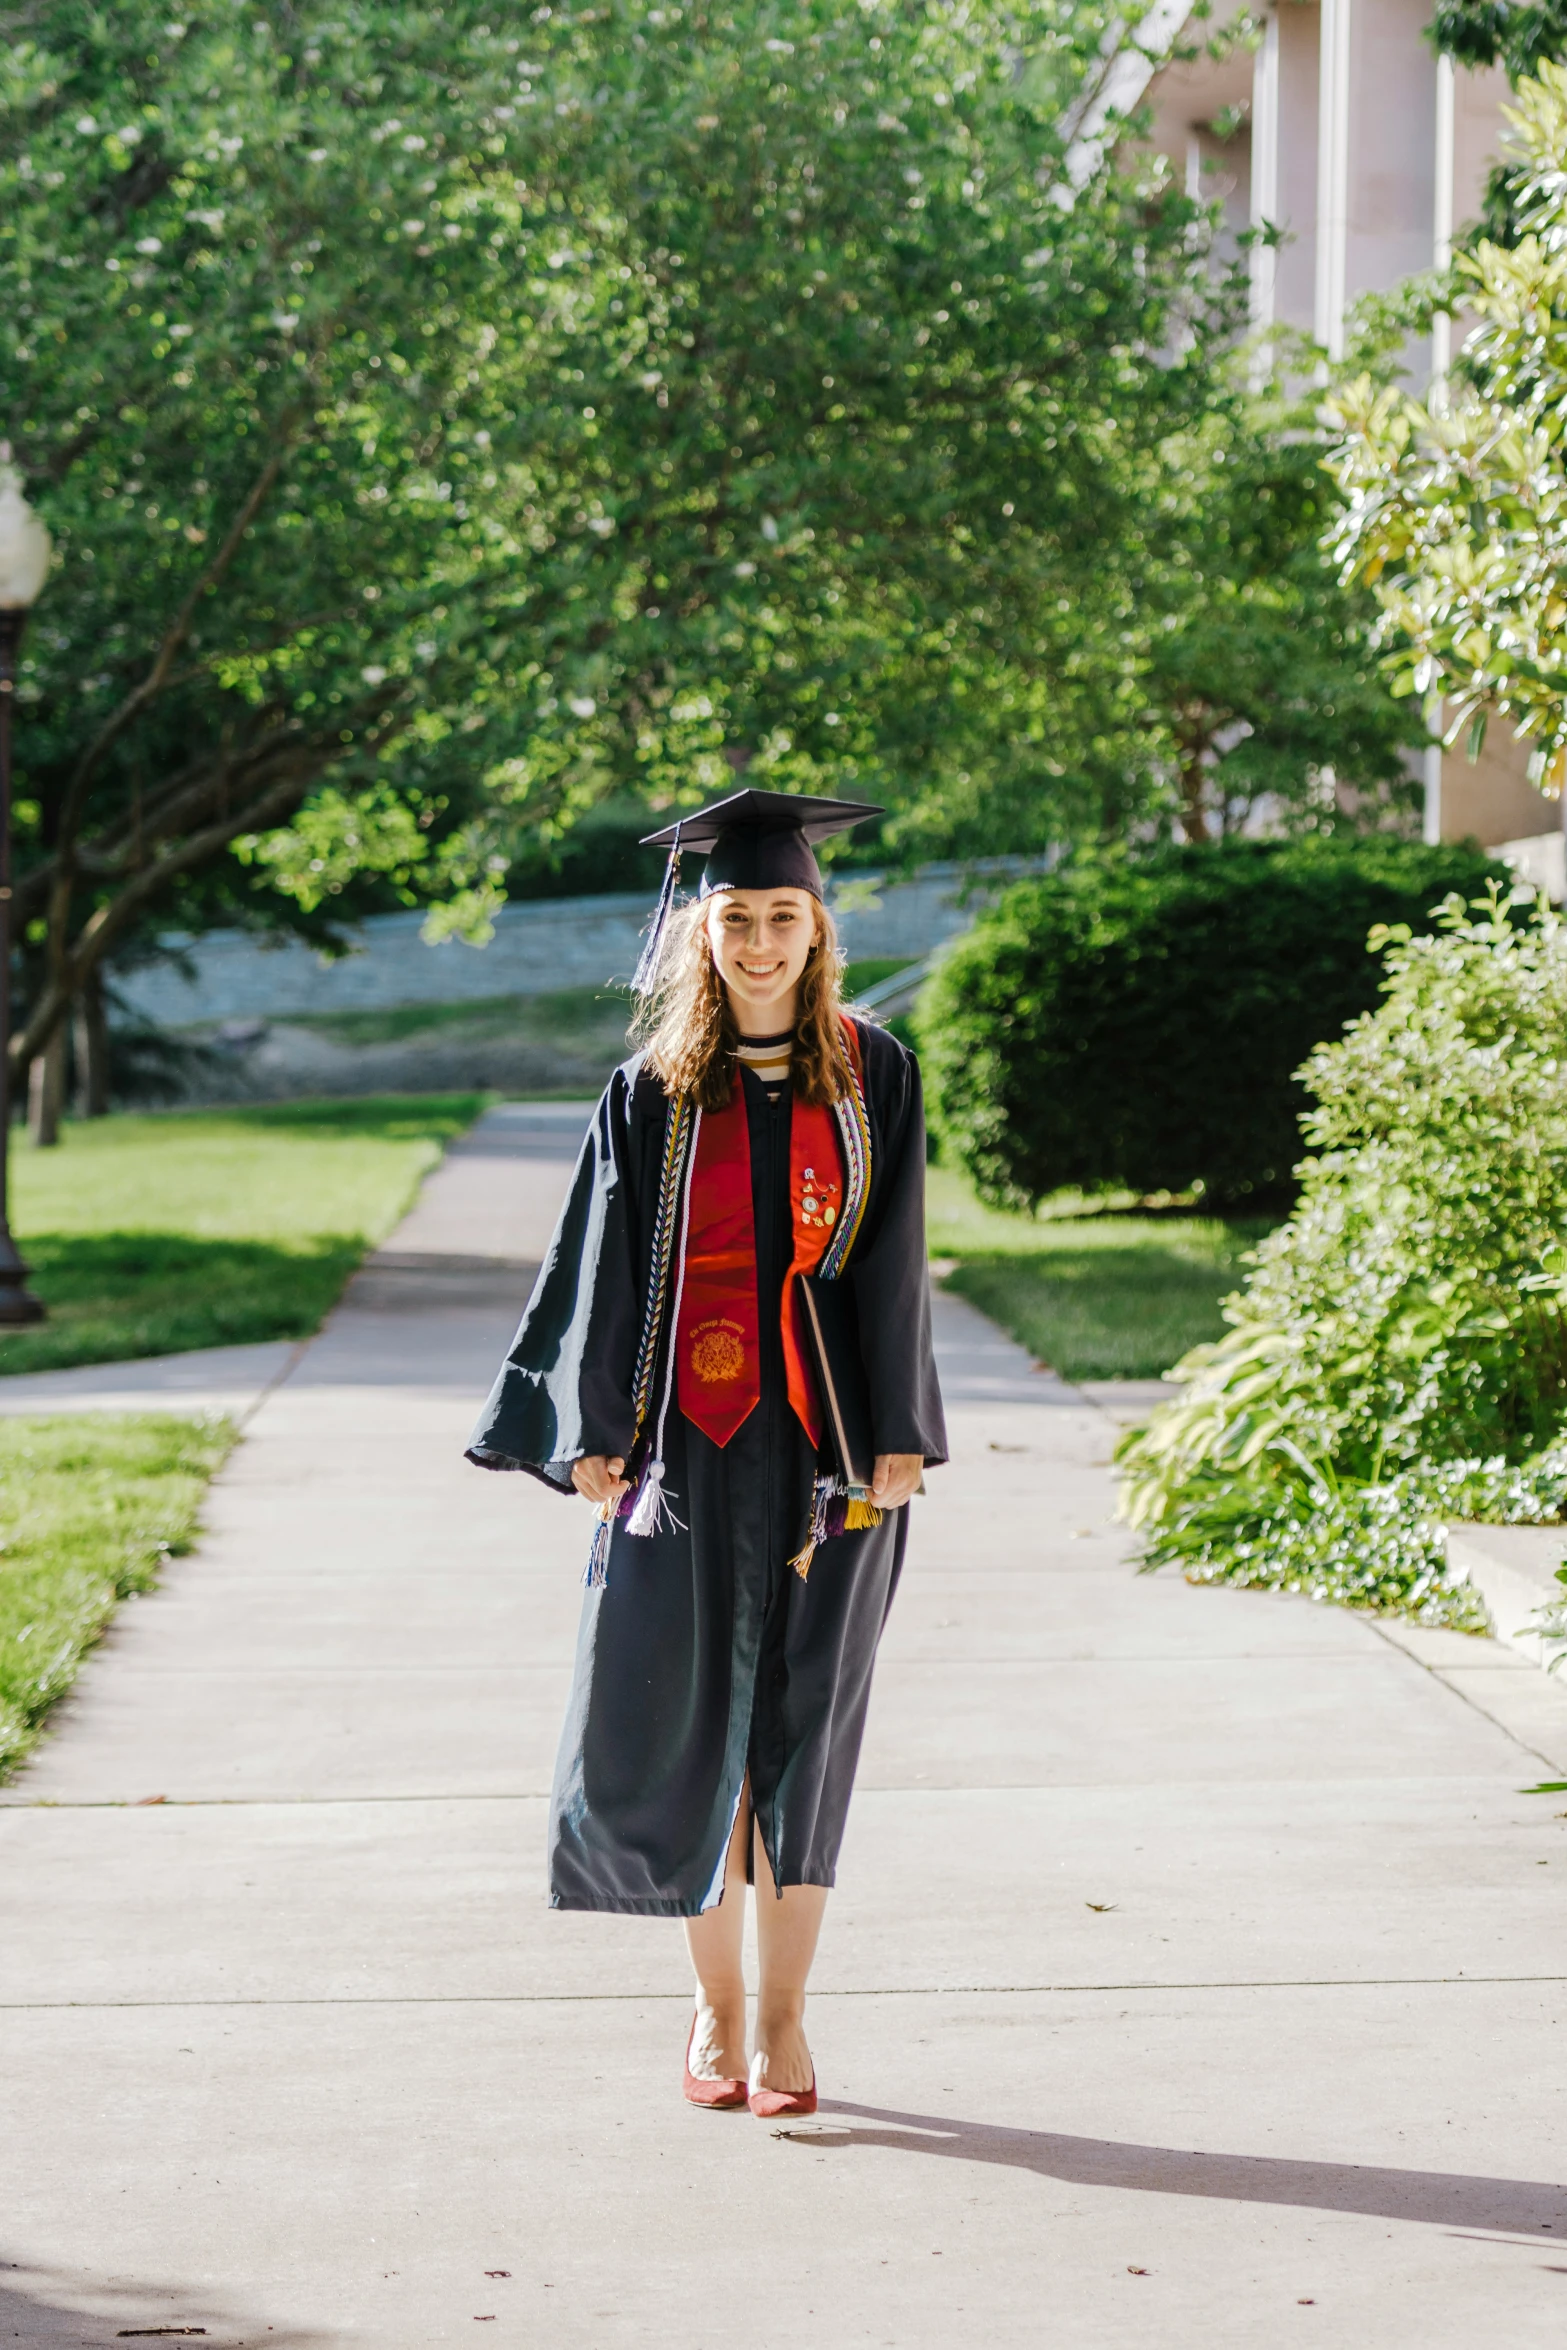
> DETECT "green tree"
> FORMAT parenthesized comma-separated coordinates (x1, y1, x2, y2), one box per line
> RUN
(1133, 384, 1421, 843)
(1431, 0, 1567, 81)
(4, 0, 547, 1073)
(4, 0, 1240, 1074)
(892, 357, 1422, 856)
(1326, 64, 1567, 799)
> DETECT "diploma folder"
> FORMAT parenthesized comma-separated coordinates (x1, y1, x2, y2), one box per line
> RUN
(797, 1271, 877, 1493)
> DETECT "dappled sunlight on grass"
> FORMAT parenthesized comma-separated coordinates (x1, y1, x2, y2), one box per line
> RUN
(9, 1233, 365, 1374)
(11, 1095, 483, 1241)
(927, 1162, 1276, 1381)
(3, 1094, 484, 1374)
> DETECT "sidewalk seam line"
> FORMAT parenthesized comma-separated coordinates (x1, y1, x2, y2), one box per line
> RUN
(1361, 1615, 1567, 1774)
(2, 1974, 1562, 2012)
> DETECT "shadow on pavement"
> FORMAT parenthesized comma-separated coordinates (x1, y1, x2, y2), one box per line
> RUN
(817, 2101, 1567, 2236)
(2, 1233, 363, 1380)
(0, 2253, 330, 2348)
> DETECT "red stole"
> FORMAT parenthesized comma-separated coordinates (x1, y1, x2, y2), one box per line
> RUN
(676, 1033, 856, 1449)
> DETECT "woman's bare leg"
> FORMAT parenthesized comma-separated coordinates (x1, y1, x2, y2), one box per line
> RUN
(750, 1822, 827, 2095)
(681, 1790, 751, 2079)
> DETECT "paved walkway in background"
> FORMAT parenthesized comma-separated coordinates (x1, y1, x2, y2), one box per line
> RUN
(2, 1105, 1567, 2347)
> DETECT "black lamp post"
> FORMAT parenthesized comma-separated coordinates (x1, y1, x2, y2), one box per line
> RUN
(0, 445, 50, 1325)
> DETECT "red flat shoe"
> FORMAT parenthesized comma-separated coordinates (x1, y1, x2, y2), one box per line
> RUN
(683, 2021, 748, 2111)
(747, 2067, 817, 2120)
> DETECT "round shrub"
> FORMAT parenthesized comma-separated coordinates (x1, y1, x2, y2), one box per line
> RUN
(915, 839, 1505, 1208)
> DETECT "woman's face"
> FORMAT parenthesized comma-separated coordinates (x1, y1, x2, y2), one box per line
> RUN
(705, 887, 818, 1030)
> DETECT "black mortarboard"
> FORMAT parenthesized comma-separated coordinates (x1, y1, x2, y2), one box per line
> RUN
(632, 788, 883, 992)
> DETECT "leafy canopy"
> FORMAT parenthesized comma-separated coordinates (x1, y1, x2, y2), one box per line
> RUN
(3, 0, 1237, 1062)
(1431, 0, 1567, 81)
(1326, 64, 1567, 795)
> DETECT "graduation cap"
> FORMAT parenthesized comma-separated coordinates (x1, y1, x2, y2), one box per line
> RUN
(632, 788, 883, 993)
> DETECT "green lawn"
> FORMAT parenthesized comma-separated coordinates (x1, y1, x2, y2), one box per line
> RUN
(286, 982, 632, 1055)
(0, 1413, 232, 1780)
(844, 957, 920, 996)
(927, 1163, 1275, 1382)
(5, 1094, 484, 1377)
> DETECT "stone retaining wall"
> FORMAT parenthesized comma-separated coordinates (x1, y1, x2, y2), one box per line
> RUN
(116, 863, 1028, 1029)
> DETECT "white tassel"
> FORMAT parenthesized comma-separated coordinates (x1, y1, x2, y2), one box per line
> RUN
(626, 1456, 685, 1538)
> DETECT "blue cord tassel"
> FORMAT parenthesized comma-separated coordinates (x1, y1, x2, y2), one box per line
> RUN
(584, 1505, 614, 1589)
(631, 825, 683, 996)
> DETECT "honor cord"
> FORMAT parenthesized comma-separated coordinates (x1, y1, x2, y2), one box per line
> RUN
(626, 1104, 700, 1540)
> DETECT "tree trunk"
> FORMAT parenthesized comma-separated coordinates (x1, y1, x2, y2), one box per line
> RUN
(28, 1023, 66, 1147)
(72, 971, 110, 1117)
(1178, 745, 1210, 845)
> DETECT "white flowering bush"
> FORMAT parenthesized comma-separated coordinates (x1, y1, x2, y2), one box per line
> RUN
(1118, 888, 1567, 1622)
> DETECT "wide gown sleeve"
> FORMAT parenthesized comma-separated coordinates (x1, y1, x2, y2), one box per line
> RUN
(465, 1067, 644, 1487)
(849, 1031, 949, 1467)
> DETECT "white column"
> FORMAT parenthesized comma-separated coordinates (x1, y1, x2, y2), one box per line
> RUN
(1431, 51, 1456, 398)
(1315, 0, 1352, 356)
(1423, 698, 1444, 845)
(1250, 9, 1280, 329)
(1185, 130, 1204, 202)
(1428, 54, 1455, 843)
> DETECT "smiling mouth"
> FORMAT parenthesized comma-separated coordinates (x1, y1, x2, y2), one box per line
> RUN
(738, 960, 784, 978)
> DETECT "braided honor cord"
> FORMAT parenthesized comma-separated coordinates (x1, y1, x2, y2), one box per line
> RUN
(585, 1092, 698, 1578)
(820, 1041, 872, 1280)
(629, 1092, 696, 1444)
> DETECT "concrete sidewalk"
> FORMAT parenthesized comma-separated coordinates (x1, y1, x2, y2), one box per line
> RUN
(2, 1105, 1566, 2347)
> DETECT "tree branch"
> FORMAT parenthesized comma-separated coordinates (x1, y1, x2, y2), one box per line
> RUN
(50, 426, 304, 862)
(9, 754, 336, 1073)
(15, 677, 411, 919)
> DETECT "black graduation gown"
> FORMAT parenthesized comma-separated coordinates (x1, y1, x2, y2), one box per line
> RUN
(466, 1020, 947, 1914)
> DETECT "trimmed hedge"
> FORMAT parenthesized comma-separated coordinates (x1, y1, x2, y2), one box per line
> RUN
(916, 840, 1506, 1207)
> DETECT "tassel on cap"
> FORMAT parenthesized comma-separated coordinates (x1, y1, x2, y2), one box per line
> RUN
(631, 824, 682, 997)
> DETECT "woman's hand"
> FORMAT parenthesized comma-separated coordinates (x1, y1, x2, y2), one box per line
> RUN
(870, 1453, 924, 1510)
(572, 1454, 628, 1506)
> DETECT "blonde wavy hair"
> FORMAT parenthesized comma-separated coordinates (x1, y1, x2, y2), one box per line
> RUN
(635, 894, 855, 1110)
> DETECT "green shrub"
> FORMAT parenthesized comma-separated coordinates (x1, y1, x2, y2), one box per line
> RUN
(916, 840, 1503, 1208)
(1118, 886, 1567, 1621)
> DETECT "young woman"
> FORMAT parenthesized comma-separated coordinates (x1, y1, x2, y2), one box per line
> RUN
(467, 789, 946, 2116)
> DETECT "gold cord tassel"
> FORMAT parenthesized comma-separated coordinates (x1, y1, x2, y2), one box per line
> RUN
(790, 1485, 884, 1578)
